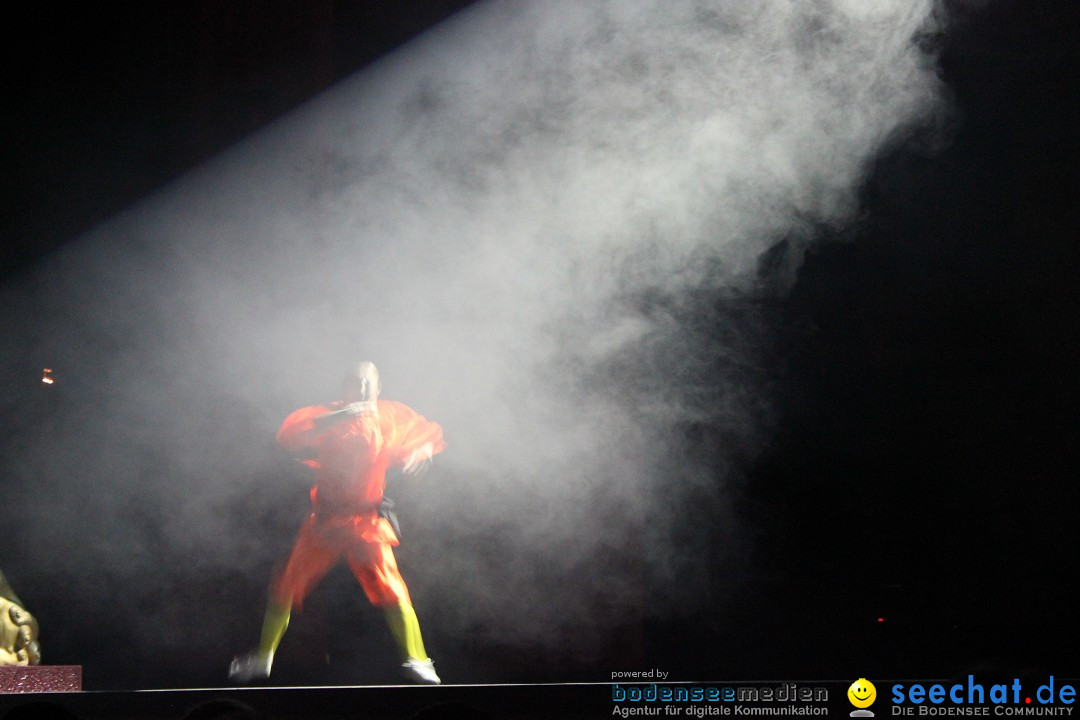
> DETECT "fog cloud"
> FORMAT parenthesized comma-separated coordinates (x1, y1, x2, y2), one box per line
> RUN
(0, 0, 948, 679)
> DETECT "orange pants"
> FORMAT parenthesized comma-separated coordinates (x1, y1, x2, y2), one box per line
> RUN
(271, 512, 411, 610)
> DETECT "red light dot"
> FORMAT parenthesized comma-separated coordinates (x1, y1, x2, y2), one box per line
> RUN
(877, 617, 885, 623)
(1026, 698, 1031, 705)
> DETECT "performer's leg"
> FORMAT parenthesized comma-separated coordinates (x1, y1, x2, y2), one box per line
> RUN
(383, 601, 428, 662)
(347, 541, 441, 684)
(255, 602, 292, 660)
(230, 515, 338, 682)
(229, 602, 291, 682)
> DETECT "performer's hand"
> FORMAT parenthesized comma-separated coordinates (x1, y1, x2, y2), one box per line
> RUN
(311, 401, 375, 432)
(342, 401, 373, 416)
(0, 596, 41, 666)
(402, 443, 434, 476)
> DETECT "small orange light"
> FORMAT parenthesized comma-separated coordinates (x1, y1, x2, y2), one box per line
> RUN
(42, 368, 54, 385)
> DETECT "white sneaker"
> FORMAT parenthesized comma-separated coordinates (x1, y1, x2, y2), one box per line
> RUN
(401, 657, 441, 685)
(228, 651, 273, 682)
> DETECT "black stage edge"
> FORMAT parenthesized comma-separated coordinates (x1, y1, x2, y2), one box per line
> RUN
(9, 683, 616, 719)
(8, 683, 609, 720)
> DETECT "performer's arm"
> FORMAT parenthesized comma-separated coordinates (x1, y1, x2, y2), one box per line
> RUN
(310, 403, 371, 430)
(402, 442, 436, 475)
(384, 402, 446, 476)
(276, 403, 372, 450)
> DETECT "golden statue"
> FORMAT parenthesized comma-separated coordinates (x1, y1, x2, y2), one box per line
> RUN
(0, 567, 41, 666)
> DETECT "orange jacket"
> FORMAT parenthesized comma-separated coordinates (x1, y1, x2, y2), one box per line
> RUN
(276, 400, 446, 518)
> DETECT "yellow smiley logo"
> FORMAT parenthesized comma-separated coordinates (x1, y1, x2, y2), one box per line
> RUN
(848, 678, 877, 708)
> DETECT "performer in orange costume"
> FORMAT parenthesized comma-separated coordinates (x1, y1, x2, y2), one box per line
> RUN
(229, 361, 446, 684)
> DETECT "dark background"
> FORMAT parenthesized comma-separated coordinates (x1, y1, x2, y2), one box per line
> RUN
(2, 1, 478, 277)
(2, 0, 1077, 693)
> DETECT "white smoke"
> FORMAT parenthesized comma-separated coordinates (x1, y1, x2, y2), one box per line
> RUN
(0, 0, 948, 680)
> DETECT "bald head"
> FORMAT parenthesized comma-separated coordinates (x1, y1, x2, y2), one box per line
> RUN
(342, 361, 381, 403)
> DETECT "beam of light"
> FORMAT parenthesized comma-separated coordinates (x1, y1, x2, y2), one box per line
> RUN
(0, 0, 951, 681)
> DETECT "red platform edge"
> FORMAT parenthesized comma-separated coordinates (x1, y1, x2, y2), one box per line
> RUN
(0, 665, 82, 693)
